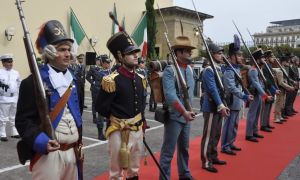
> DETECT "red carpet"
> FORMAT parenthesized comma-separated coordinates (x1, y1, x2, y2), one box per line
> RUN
(93, 97, 300, 180)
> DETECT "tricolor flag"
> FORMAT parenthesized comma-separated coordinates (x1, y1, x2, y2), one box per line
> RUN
(70, 9, 85, 54)
(111, 3, 119, 35)
(131, 13, 147, 58)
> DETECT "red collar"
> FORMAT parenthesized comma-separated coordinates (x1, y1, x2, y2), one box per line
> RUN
(177, 61, 188, 68)
(118, 66, 135, 79)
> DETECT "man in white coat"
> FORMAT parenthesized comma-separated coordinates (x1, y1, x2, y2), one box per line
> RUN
(0, 54, 21, 141)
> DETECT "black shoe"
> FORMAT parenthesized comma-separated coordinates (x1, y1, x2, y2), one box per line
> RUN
(221, 149, 236, 155)
(202, 165, 218, 173)
(0, 137, 8, 141)
(212, 159, 227, 165)
(11, 135, 20, 139)
(292, 109, 298, 113)
(267, 125, 275, 129)
(260, 127, 272, 132)
(281, 118, 287, 122)
(83, 105, 88, 109)
(274, 120, 283, 124)
(281, 114, 288, 119)
(245, 136, 259, 142)
(231, 145, 242, 151)
(179, 176, 196, 180)
(253, 133, 264, 138)
(126, 176, 138, 180)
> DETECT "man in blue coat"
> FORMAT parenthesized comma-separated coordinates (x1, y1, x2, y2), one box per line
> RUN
(221, 43, 253, 156)
(15, 20, 83, 180)
(200, 43, 229, 173)
(159, 35, 196, 180)
(246, 49, 273, 143)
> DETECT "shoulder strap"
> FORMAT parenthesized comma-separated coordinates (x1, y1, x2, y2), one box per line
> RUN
(49, 84, 73, 121)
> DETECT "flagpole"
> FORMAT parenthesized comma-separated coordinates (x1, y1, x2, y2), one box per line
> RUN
(70, 7, 98, 56)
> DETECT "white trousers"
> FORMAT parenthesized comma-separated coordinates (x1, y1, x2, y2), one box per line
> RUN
(109, 129, 143, 180)
(32, 148, 78, 180)
(0, 103, 18, 137)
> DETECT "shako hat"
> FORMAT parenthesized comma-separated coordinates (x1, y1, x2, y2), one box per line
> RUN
(1, 54, 14, 62)
(252, 49, 265, 60)
(228, 34, 242, 56)
(208, 43, 224, 54)
(100, 54, 112, 63)
(35, 20, 74, 51)
(106, 32, 140, 60)
(171, 36, 196, 50)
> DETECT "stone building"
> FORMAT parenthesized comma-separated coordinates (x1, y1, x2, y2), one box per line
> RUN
(253, 19, 300, 48)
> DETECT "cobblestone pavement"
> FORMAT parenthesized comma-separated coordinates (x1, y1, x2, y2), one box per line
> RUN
(0, 91, 299, 180)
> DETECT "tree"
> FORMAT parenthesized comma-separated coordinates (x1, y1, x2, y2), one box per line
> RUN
(146, 0, 157, 62)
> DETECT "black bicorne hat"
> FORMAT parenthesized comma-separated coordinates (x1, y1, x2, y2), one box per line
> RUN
(36, 20, 74, 51)
(252, 49, 264, 60)
(106, 32, 140, 60)
(264, 50, 273, 58)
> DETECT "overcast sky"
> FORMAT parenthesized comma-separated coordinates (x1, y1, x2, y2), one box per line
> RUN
(174, 0, 299, 43)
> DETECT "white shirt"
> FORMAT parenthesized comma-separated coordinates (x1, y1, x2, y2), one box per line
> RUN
(0, 68, 21, 103)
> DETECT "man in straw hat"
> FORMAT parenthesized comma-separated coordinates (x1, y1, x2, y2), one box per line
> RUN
(15, 20, 83, 180)
(96, 31, 147, 180)
(159, 35, 196, 180)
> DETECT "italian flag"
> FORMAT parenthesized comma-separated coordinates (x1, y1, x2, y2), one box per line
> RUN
(131, 13, 147, 58)
(70, 9, 85, 54)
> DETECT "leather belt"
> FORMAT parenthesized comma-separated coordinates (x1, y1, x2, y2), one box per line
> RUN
(59, 142, 76, 151)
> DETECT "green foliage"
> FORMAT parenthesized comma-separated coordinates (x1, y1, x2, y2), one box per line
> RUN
(146, 0, 157, 62)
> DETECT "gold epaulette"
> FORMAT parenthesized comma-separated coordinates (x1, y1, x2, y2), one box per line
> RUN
(101, 72, 119, 93)
(136, 73, 147, 90)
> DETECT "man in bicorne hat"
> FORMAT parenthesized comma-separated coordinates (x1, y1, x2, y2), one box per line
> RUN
(0, 54, 21, 141)
(246, 49, 273, 143)
(96, 31, 146, 180)
(221, 41, 253, 156)
(201, 43, 229, 173)
(15, 20, 83, 180)
(159, 35, 196, 180)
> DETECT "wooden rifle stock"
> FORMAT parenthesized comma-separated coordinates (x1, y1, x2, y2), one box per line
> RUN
(15, 0, 55, 139)
(156, 4, 192, 111)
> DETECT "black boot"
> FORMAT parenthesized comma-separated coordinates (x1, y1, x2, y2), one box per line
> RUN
(97, 125, 106, 141)
(126, 176, 138, 180)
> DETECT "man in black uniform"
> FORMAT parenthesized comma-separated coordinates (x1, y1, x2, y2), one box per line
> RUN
(76, 53, 86, 111)
(96, 32, 146, 180)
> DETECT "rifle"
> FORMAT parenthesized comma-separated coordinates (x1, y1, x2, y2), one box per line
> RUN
(190, 0, 226, 104)
(247, 28, 258, 49)
(15, 0, 56, 139)
(233, 21, 277, 92)
(156, 4, 193, 112)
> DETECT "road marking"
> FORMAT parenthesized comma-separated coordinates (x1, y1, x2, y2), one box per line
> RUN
(0, 162, 29, 173)
(82, 136, 101, 142)
(83, 110, 92, 113)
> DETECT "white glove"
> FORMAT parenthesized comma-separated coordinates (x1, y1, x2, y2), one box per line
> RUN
(43, 45, 58, 60)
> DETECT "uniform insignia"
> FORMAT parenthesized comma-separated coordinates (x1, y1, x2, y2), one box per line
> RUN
(136, 73, 147, 90)
(101, 71, 119, 93)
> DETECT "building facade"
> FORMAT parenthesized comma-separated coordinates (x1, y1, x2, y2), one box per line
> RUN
(253, 19, 300, 48)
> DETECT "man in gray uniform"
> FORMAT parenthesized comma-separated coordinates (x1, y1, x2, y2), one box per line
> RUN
(221, 42, 253, 155)
(246, 49, 273, 142)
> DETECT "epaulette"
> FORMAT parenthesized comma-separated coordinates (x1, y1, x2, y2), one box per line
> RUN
(101, 71, 119, 93)
(136, 73, 147, 90)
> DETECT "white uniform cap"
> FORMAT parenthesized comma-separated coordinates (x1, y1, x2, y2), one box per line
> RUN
(0, 54, 14, 61)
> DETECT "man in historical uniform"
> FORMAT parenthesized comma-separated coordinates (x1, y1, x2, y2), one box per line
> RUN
(15, 20, 83, 180)
(0, 54, 21, 141)
(260, 50, 280, 132)
(273, 56, 295, 123)
(288, 55, 299, 114)
(246, 49, 273, 143)
(96, 31, 146, 180)
(159, 35, 196, 180)
(87, 54, 112, 140)
(76, 53, 86, 111)
(221, 42, 253, 155)
(201, 43, 229, 173)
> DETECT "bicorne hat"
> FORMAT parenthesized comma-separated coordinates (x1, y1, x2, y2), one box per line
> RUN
(35, 20, 74, 51)
(252, 49, 265, 60)
(106, 32, 140, 60)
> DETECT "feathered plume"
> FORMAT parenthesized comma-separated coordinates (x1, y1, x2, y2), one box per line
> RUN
(35, 23, 47, 53)
(233, 34, 240, 51)
(180, 20, 184, 36)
